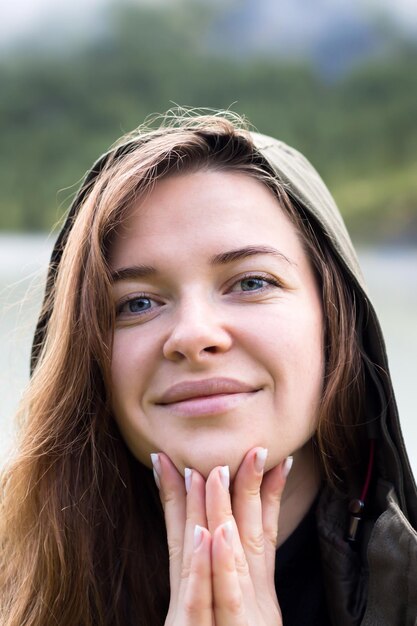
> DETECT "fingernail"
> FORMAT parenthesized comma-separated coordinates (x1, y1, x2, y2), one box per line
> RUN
(255, 447, 268, 473)
(150, 453, 161, 489)
(150, 452, 161, 474)
(283, 456, 293, 478)
(219, 465, 230, 491)
(152, 467, 160, 489)
(184, 467, 192, 493)
(222, 520, 233, 548)
(194, 524, 204, 550)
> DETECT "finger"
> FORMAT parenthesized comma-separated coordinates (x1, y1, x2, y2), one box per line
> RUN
(205, 464, 233, 534)
(181, 525, 213, 626)
(261, 456, 293, 585)
(211, 521, 251, 626)
(230, 447, 270, 591)
(151, 452, 186, 600)
(205, 465, 251, 591)
(212, 522, 283, 626)
(180, 468, 208, 582)
(152, 453, 208, 613)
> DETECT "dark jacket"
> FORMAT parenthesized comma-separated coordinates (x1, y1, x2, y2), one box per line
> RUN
(33, 128, 417, 626)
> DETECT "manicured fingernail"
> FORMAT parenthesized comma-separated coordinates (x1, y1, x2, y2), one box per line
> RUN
(152, 468, 160, 489)
(184, 467, 192, 493)
(150, 453, 161, 489)
(150, 452, 161, 474)
(283, 456, 293, 478)
(219, 465, 230, 491)
(194, 524, 204, 550)
(255, 447, 268, 473)
(222, 520, 233, 548)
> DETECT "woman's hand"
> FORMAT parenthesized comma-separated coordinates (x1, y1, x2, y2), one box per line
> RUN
(151, 447, 292, 626)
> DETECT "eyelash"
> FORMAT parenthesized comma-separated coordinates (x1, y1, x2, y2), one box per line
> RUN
(229, 272, 282, 293)
(116, 293, 160, 318)
(115, 273, 282, 320)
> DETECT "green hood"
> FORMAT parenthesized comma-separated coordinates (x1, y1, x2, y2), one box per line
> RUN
(251, 131, 417, 529)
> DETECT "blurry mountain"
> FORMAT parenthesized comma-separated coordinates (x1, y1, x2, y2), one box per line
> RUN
(2, 0, 417, 77)
(204, 0, 415, 77)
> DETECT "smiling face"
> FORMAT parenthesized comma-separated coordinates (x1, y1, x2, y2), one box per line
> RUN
(109, 170, 324, 478)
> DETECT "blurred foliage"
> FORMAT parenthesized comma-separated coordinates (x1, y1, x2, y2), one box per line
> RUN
(1, 1, 417, 242)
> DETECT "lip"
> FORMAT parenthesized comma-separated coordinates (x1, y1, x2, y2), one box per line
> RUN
(156, 377, 260, 405)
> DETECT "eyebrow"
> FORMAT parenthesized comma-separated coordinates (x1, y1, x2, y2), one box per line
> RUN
(110, 245, 295, 283)
(209, 245, 295, 267)
(110, 264, 156, 283)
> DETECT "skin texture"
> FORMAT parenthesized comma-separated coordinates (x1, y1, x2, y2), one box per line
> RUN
(109, 170, 325, 623)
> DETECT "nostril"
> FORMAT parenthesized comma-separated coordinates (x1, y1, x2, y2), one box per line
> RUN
(203, 345, 218, 353)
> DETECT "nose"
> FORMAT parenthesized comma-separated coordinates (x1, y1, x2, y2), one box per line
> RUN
(162, 297, 232, 363)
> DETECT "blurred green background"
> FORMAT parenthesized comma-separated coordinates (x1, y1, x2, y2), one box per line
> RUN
(1, 0, 417, 243)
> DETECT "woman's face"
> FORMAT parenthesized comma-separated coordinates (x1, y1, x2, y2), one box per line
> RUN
(109, 170, 324, 478)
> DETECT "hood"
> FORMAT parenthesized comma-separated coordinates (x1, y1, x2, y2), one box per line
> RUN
(251, 131, 416, 529)
(31, 128, 417, 530)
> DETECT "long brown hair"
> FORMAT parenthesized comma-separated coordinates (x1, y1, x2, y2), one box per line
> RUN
(0, 111, 366, 625)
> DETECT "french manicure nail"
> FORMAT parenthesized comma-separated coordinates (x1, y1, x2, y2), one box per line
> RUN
(219, 465, 230, 491)
(152, 467, 161, 489)
(283, 455, 293, 478)
(150, 453, 161, 489)
(222, 520, 233, 548)
(150, 452, 161, 475)
(255, 447, 268, 473)
(184, 467, 192, 493)
(194, 524, 204, 550)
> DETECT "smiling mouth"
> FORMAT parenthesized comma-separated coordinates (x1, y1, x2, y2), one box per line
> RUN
(155, 378, 261, 417)
(157, 377, 260, 404)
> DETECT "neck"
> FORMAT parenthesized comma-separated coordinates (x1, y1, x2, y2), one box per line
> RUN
(276, 442, 321, 547)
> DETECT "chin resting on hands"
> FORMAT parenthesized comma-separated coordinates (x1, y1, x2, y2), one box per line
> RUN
(151, 447, 293, 626)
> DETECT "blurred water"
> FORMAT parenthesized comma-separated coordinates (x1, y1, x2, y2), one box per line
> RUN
(0, 233, 416, 479)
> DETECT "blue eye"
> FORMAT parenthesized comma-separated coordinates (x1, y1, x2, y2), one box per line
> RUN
(116, 295, 156, 318)
(240, 277, 266, 291)
(229, 274, 281, 294)
(126, 297, 152, 312)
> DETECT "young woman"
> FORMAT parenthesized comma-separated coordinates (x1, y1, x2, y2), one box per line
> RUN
(1, 111, 416, 625)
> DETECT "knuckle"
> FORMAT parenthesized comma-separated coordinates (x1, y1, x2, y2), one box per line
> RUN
(234, 551, 250, 577)
(207, 509, 232, 529)
(180, 562, 191, 580)
(245, 485, 261, 499)
(225, 591, 245, 616)
(183, 595, 211, 616)
(265, 490, 282, 507)
(244, 531, 265, 555)
(168, 541, 182, 563)
(163, 488, 178, 506)
(265, 529, 278, 549)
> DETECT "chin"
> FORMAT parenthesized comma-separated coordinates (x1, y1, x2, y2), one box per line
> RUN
(176, 444, 259, 481)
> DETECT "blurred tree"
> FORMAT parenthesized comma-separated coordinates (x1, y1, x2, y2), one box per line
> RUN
(0, 1, 416, 241)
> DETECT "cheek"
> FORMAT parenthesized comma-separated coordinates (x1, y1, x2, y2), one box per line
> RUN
(110, 333, 156, 465)
(262, 305, 324, 369)
(265, 307, 324, 421)
(110, 332, 149, 425)
(111, 329, 156, 390)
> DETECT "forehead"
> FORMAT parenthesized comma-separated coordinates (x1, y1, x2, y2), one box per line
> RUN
(108, 170, 307, 270)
